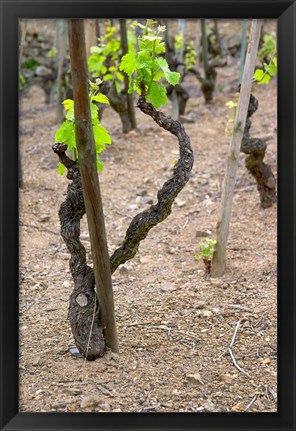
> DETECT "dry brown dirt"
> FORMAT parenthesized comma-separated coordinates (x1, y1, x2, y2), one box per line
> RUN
(19, 22, 277, 414)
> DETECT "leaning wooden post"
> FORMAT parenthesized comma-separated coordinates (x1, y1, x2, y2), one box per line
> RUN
(68, 19, 119, 352)
(239, 19, 248, 83)
(211, 19, 263, 278)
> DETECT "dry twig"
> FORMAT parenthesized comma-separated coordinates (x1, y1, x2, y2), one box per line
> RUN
(244, 395, 257, 412)
(228, 319, 251, 377)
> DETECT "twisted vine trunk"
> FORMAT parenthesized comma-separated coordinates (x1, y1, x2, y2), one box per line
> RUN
(110, 96, 194, 272)
(241, 93, 277, 208)
(52, 144, 105, 360)
(53, 96, 194, 359)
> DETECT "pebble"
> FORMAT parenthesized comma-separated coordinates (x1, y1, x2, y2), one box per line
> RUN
(202, 310, 213, 317)
(136, 188, 148, 197)
(195, 301, 207, 309)
(119, 264, 129, 274)
(141, 196, 153, 205)
(127, 204, 138, 211)
(176, 200, 186, 208)
(99, 403, 112, 412)
(39, 215, 50, 222)
(220, 374, 237, 384)
(69, 347, 83, 358)
(51, 402, 67, 410)
(204, 399, 219, 412)
(80, 394, 102, 408)
(139, 256, 150, 264)
(186, 373, 204, 385)
(64, 387, 82, 396)
(160, 283, 178, 292)
(32, 355, 45, 366)
(232, 402, 245, 412)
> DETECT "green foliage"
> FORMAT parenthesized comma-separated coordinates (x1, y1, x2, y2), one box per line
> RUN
(184, 40, 197, 71)
(253, 56, 277, 85)
(195, 238, 217, 261)
(19, 72, 26, 90)
(119, 19, 181, 108)
(22, 58, 40, 70)
(258, 32, 276, 63)
(47, 47, 58, 58)
(225, 94, 239, 134)
(54, 79, 112, 175)
(254, 32, 277, 85)
(88, 21, 133, 93)
(174, 32, 183, 52)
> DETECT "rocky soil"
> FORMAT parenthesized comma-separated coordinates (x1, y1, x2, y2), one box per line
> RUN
(19, 19, 277, 414)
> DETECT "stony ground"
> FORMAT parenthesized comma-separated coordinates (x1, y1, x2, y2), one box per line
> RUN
(19, 20, 277, 414)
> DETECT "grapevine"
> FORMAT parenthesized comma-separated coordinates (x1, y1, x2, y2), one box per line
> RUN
(54, 79, 112, 175)
(119, 20, 180, 108)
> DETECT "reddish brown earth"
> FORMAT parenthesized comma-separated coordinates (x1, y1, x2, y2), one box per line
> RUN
(19, 20, 277, 413)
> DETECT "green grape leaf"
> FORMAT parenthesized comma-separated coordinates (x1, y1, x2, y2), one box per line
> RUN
(90, 46, 101, 55)
(91, 94, 110, 104)
(156, 57, 180, 85)
(93, 124, 112, 153)
(153, 70, 165, 81)
(147, 81, 167, 108)
(57, 163, 67, 176)
(253, 68, 271, 84)
(62, 99, 74, 111)
(88, 56, 103, 73)
(115, 80, 121, 93)
(54, 120, 76, 151)
(119, 51, 137, 77)
(265, 62, 277, 77)
(65, 108, 74, 121)
(90, 103, 99, 122)
(115, 71, 124, 82)
(96, 158, 104, 173)
(103, 73, 114, 81)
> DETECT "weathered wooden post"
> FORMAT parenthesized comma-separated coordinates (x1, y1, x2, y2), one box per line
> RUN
(211, 19, 263, 277)
(68, 19, 119, 352)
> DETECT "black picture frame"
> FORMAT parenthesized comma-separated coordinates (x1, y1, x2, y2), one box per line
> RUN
(0, 0, 295, 430)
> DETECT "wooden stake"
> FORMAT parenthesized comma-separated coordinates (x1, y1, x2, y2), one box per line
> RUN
(211, 20, 263, 278)
(68, 19, 119, 353)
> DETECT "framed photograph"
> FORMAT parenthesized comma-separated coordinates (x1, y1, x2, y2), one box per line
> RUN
(0, 1, 295, 430)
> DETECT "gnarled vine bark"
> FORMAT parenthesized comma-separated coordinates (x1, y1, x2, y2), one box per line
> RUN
(53, 96, 194, 359)
(52, 144, 105, 360)
(241, 93, 277, 208)
(110, 96, 194, 272)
